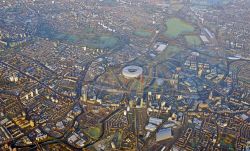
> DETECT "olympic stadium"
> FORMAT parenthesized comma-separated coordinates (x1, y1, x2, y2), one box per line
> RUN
(122, 65, 143, 79)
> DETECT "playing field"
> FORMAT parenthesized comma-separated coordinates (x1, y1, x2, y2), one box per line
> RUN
(156, 45, 182, 62)
(165, 18, 194, 38)
(185, 35, 202, 46)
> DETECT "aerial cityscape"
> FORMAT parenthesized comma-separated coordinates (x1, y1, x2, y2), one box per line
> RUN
(0, 0, 250, 150)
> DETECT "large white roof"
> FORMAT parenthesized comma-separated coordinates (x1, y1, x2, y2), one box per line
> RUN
(122, 65, 143, 79)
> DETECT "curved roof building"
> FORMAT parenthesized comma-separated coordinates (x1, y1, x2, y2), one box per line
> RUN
(122, 65, 143, 79)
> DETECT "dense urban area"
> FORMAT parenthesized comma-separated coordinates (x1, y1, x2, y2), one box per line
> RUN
(0, 0, 250, 150)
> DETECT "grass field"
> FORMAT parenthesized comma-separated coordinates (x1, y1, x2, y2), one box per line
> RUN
(185, 35, 202, 46)
(87, 36, 119, 49)
(156, 45, 182, 62)
(86, 127, 101, 140)
(170, 0, 184, 11)
(101, 0, 117, 5)
(165, 18, 194, 38)
(190, 0, 232, 6)
(134, 29, 152, 37)
(117, 131, 123, 146)
(36, 23, 121, 49)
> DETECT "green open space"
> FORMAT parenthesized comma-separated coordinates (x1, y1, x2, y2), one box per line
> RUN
(169, 0, 184, 11)
(156, 45, 182, 63)
(117, 131, 123, 146)
(36, 23, 125, 49)
(86, 35, 119, 49)
(190, 0, 232, 6)
(164, 18, 194, 38)
(101, 0, 118, 5)
(220, 139, 234, 151)
(130, 79, 142, 91)
(185, 35, 202, 46)
(85, 127, 101, 140)
(134, 29, 152, 37)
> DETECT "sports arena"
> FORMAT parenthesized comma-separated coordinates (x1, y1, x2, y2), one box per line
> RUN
(122, 65, 143, 79)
